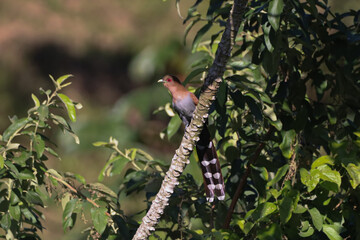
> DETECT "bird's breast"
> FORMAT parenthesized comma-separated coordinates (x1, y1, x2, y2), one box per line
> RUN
(173, 93, 196, 119)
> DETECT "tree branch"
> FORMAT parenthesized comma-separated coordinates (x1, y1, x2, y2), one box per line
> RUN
(132, 1, 248, 239)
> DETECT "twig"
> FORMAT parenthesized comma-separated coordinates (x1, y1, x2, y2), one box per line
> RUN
(282, 150, 297, 187)
(46, 172, 111, 217)
(223, 128, 273, 229)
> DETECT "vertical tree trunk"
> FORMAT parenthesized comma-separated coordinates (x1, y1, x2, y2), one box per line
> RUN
(132, 1, 248, 239)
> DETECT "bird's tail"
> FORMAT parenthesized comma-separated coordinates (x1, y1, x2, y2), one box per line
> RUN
(196, 126, 225, 202)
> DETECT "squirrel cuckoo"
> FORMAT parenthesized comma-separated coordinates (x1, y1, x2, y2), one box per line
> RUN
(158, 75, 225, 202)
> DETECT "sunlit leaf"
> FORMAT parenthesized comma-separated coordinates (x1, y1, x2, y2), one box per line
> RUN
(317, 165, 341, 189)
(31, 94, 40, 107)
(279, 130, 295, 159)
(322, 224, 343, 240)
(56, 74, 73, 85)
(167, 115, 182, 140)
(308, 208, 323, 231)
(267, 164, 289, 187)
(345, 163, 360, 189)
(57, 93, 76, 122)
(311, 155, 334, 169)
(300, 168, 320, 192)
(251, 202, 277, 221)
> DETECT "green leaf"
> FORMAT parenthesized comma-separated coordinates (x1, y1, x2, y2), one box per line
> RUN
(31, 94, 40, 107)
(57, 93, 76, 122)
(245, 95, 263, 122)
(93, 141, 110, 147)
(258, 223, 282, 240)
(62, 199, 79, 231)
(318, 165, 341, 189)
(38, 105, 49, 122)
(263, 23, 274, 52)
(299, 226, 314, 237)
(56, 74, 73, 85)
(268, 0, 284, 31)
(26, 191, 44, 207)
(183, 68, 206, 86)
(33, 134, 45, 158)
(300, 168, 320, 192)
(18, 169, 35, 180)
(267, 164, 289, 187)
(251, 202, 277, 221)
(74, 174, 86, 185)
(237, 220, 254, 234)
(2, 118, 30, 142)
(167, 115, 182, 140)
(308, 208, 323, 231)
(111, 156, 131, 176)
(345, 163, 360, 189)
(9, 205, 20, 221)
(91, 207, 108, 235)
(322, 224, 343, 240)
(217, 81, 227, 107)
(279, 130, 296, 159)
(294, 205, 307, 214)
(0, 213, 11, 230)
(184, 18, 200, 45)
(280, 196, 293, 224)
(88, 183, 117, 199)
(51, 114, 71, 130)
(192, 22, 212, 53)
(0, 155, 3, 169)
(22, 208, 37, 223)
(311, 155, 334, 169)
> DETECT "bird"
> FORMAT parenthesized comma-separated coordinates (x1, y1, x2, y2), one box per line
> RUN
(158, 75, 225, 202)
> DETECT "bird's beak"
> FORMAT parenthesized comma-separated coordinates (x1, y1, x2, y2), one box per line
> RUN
(157, 79, 165, 83)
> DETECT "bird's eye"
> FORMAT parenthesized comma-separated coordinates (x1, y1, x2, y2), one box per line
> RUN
(166, 78, 172, 82)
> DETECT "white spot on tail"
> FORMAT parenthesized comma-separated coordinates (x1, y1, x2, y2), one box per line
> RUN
(209, 158, 217, 164)
(204, 172, 212, 178)
(217, 195, 225, 200)
(207, 197, 214, 202)
(213, 173, 221, 179)
(215, 184, 223, 190)
(201, 160, 210, 166)
(208, 184, 215, 190)
(208, 142, 212, 148)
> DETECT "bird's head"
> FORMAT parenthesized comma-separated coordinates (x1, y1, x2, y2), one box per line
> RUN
(157, 75, 182, 89)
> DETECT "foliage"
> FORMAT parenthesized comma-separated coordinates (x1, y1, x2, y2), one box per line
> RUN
(1, 0, 360, 239)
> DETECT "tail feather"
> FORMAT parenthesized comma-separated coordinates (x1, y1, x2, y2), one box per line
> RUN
(196, 126, 225, 202)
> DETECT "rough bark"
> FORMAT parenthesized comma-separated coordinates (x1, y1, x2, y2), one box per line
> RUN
(132, 1, 248, 239)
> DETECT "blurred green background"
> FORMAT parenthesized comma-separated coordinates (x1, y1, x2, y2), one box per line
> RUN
(0, 0, 358, 239)
(0, 1, 194, 239)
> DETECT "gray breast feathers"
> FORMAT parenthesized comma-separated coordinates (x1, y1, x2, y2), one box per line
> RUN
(173, 93, 196, 127)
